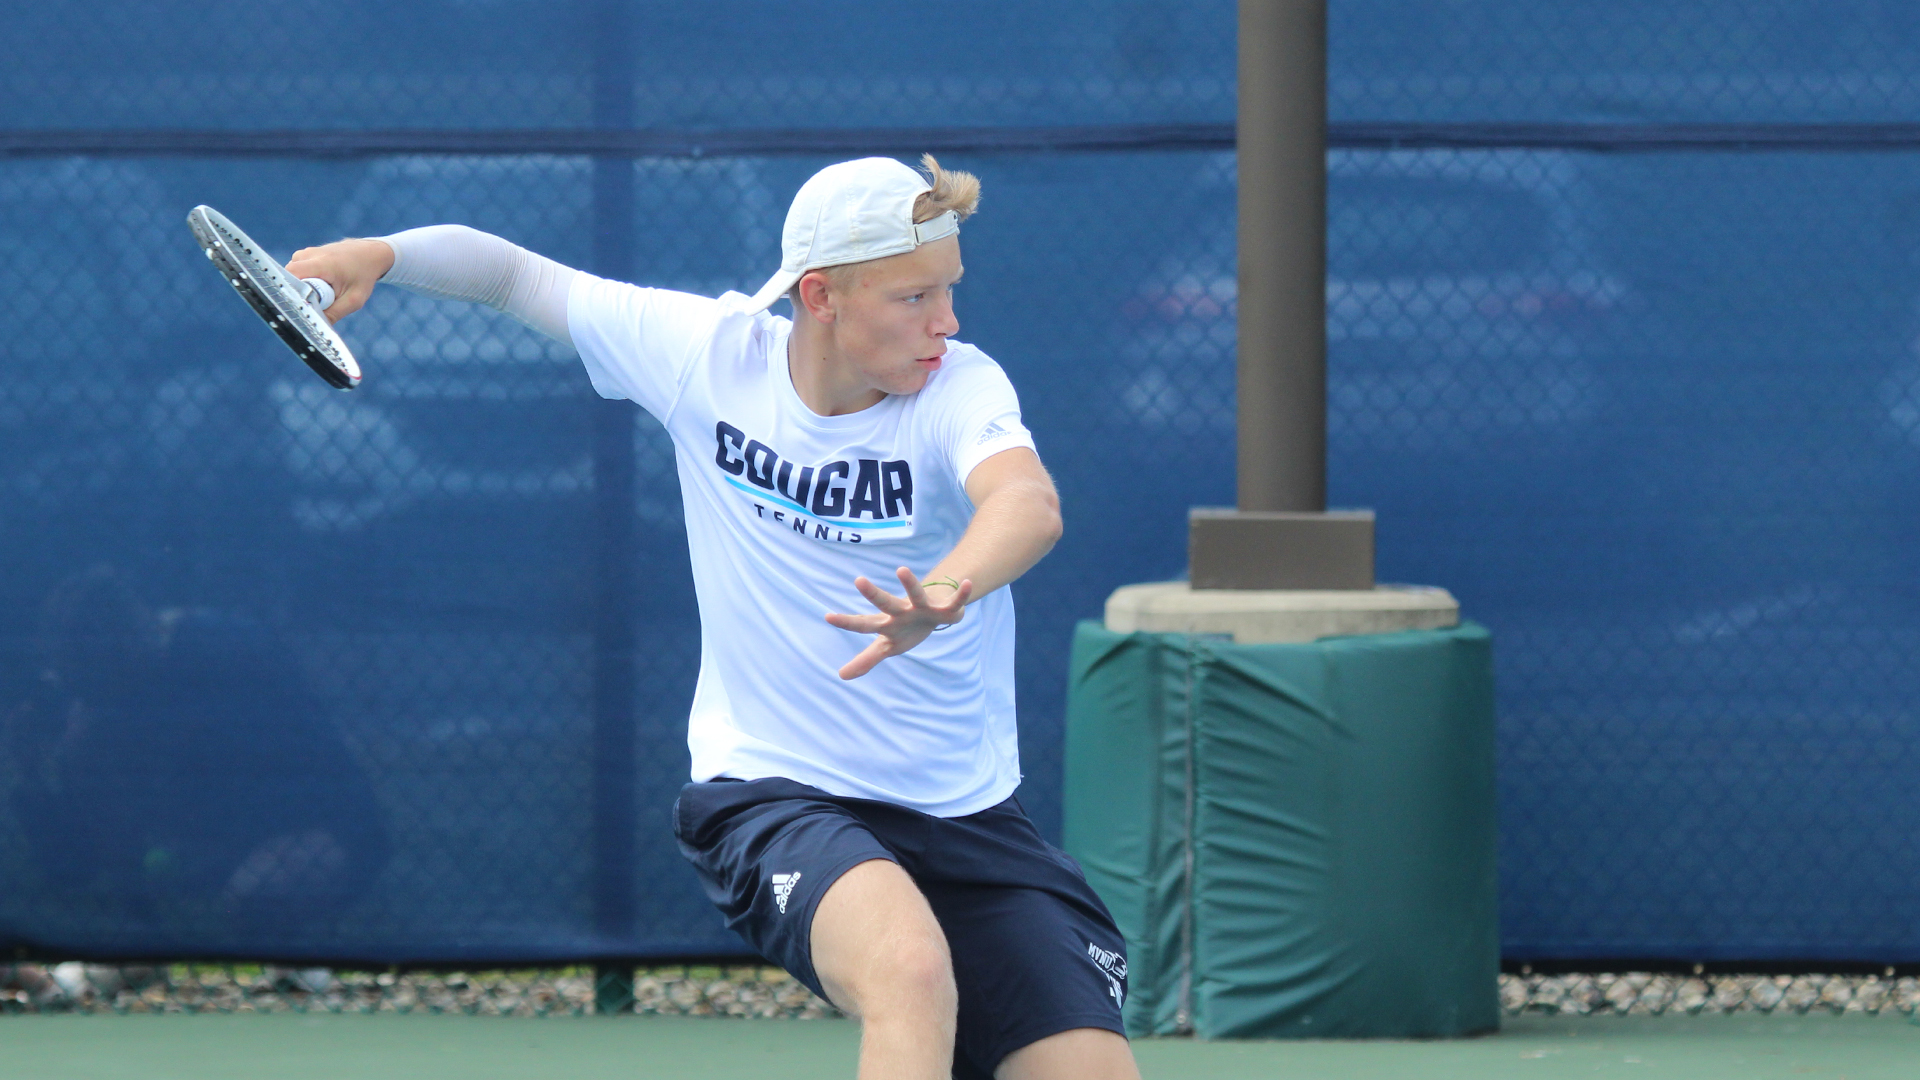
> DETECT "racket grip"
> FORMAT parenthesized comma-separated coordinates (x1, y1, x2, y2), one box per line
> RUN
(300, 277, 337, 312)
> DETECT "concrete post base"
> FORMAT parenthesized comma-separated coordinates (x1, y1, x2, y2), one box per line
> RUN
(1104, 580, 1459, 645)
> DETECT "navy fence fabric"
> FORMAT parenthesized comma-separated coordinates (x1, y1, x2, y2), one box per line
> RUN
(2, 1, 1919, 964)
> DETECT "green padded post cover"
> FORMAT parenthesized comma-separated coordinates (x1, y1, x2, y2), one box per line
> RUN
(1063, 620, 1499, 1039)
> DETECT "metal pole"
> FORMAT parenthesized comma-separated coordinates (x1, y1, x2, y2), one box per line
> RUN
(589, 0, 637, 1016)
(1190, 0, 1365, 589)
(1237, 0, 1326, 513)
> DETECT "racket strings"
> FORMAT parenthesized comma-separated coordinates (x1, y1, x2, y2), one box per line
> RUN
(190, 205, 359, 388)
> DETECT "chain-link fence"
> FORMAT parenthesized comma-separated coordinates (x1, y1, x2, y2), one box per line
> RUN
(5, 0, 1920, 980)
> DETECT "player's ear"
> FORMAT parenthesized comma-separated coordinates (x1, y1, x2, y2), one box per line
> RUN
(796, 271, 836, 324)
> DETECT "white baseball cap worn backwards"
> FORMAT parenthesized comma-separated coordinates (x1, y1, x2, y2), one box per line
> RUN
(735, 156, 961, 315)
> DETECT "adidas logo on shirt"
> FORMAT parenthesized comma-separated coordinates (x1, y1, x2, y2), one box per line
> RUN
(974, 420, 1010, 446)
(771, 872, 802, 914)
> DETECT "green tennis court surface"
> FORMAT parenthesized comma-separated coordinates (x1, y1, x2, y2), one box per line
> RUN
(7, 1012, 1918, 1079)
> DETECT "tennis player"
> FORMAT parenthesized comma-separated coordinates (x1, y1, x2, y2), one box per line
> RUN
(288, 156, 1138, 1080)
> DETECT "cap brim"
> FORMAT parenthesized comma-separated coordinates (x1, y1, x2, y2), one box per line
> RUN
(731, 267, 803, 315)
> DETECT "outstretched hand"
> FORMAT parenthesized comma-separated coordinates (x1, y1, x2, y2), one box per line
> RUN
(825, 567, 974, 680)
(285, 238, 395, 324)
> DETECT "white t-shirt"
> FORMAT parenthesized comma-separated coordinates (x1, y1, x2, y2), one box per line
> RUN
(568, 273, 1038, 817)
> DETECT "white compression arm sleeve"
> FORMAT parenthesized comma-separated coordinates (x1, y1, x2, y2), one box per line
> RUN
(376, 224, 578, 347)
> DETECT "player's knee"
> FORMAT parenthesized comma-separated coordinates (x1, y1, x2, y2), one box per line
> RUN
(895, 933, 957, 1004)
(859, 931, 955, 1021)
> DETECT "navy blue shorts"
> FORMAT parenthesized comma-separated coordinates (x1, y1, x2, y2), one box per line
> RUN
(673, 777, 1128, 1078)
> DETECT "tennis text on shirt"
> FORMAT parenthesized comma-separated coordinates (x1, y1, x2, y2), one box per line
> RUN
(713, 422, 915, 542)
(567, 273, 1035, 817)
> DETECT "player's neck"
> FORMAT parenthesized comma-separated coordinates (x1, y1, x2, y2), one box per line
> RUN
(787, 316, 887, 417)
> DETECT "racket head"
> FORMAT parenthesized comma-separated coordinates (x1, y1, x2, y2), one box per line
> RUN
(188, 205, 362, 390)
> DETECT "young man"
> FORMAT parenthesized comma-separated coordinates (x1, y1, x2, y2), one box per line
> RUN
(289, 156, 1140, 1080)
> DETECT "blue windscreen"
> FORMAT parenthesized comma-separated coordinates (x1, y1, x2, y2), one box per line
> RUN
(2, 0, 1918, 964)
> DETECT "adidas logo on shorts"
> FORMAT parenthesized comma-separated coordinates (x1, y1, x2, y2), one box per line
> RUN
(1086, 941, 1127, 1009)
(771, 872, 802, 914)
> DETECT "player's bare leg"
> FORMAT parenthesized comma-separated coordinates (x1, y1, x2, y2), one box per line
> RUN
(996, 1028, 1142, 1080)
(811, 859, 958, 1080)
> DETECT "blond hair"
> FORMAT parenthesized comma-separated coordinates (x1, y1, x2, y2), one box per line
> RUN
(912, 153, 980, 224)
(789, 154, 980, 304)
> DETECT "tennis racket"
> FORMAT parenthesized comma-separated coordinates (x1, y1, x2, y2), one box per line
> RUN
(187, 205, 362, 390)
